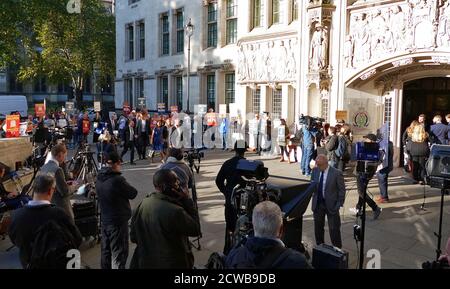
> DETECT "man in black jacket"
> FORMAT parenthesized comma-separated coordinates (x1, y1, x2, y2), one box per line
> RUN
(8, 174, 82, 268)
(120, 120, 137, 165)
(226, 201, 311, 269)
(96, 151, 138, 269)
(215, 140, 247, 254)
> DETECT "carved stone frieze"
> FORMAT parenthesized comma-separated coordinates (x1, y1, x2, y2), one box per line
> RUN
(237, 38, 298, 83)
(346, 0, 450, 71)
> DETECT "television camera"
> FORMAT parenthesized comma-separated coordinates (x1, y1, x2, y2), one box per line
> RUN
(183, 149, 204, 174)
(230, 159, 279, 246)
(299, 114, 325, 129)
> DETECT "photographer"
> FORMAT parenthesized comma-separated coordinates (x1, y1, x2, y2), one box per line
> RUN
(226, 201, 311, 269)
(216, 140, 248, 255)
(130, 169, 200, 269)
(350, 134, 382, 220)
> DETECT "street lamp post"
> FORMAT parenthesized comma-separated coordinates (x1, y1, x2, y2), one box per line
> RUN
(185, 18, 194, 114)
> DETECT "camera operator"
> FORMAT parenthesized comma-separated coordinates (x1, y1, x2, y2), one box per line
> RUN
(225, 201, 312, 269)
(300, 117, 318, 177)
(130, 169, 200, 269)
(96, 151, 138, 269)
(350, 134, 382, 220)
(160, 148, 193, 199)
(216, 140, 248, 254)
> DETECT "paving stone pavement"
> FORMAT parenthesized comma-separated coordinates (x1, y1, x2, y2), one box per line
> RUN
(1, 149, 449, 269)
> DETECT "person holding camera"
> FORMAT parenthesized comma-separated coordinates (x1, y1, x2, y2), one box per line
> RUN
(96, 151, 138, 269)
(300, 118, 318, 177)
(130, 169, 200, 269)
(311, 154, 346, 248)
(216, 140, 248, 255)
(350, 134, 382, 219)
(225, 201, 312, 269)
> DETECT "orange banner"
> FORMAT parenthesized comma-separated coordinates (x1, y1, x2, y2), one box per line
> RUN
(6, 115, 21, 138)
(35, 103, 46, 117)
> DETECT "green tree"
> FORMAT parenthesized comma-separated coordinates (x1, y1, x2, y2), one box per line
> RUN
(1, 0, 115, 109)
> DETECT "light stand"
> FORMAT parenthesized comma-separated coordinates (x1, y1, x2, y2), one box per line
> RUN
(435, 187, 446, 261)
(185, 19, 194, 115)
(354, 160, 378, 270)
(357, 172, 369, 270)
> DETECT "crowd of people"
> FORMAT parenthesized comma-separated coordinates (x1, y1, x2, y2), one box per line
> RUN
(2, 106, 450, 270)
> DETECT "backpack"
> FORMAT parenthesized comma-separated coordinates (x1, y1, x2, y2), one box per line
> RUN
(27, 220, 78, 269)
(336, 136, 351, 162)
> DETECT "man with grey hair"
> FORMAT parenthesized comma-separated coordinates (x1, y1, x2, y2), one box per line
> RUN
(430, 115, 449, 145)
(311, 154, 345, 248)
(225, 201, 311, 269)
(8, 174, 82, 268)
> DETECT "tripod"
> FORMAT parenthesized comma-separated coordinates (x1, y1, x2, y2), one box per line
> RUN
(428, 177, 450, 261)
(188, 165, 202, 250)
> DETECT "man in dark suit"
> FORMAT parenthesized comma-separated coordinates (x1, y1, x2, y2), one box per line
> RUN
(120, 120, 137, 165)
(310, 154, 345, 248)
(136, 113, 151, 160)
(39, 144, 75, 220)
(430, 115, 449, 145)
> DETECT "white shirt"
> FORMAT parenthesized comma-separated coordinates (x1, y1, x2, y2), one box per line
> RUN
(129, 126, 134, 141)
(141, 120, 146, 132)
(27, 200, 51, 206)
(320, 167, 330, 199)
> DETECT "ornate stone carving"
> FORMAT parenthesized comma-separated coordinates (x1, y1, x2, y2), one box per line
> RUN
(392, 57, 414, 67)
(310, 23, 329, 71)
(432, 55, 450, 63)
(360, 68, 377, 80)
(346, 0, 450, 70)
(237, 38, 298, 83)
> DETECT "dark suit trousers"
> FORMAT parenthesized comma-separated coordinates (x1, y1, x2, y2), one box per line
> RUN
(313, 202, 342, 248)
(121, 141, 135, 163)
(137, 133, 149, 159)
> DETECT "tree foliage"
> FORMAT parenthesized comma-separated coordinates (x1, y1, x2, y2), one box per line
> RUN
(0, 0, 115, 94)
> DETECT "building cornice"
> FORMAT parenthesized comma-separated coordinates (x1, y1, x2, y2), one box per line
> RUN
(237, 30, 298, 45)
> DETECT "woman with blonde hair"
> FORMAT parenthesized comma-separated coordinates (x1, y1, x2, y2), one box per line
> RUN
(407, 124, 430, 184)
(402, 120, 419, 172)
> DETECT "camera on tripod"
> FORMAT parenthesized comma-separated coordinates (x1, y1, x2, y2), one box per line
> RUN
(183, 149, 205, 174)
(354, 141, 380, 177)
(231, 160, 279, 245)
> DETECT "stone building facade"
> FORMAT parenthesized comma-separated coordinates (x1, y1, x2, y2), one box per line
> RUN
(115, 0, 450, 165)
